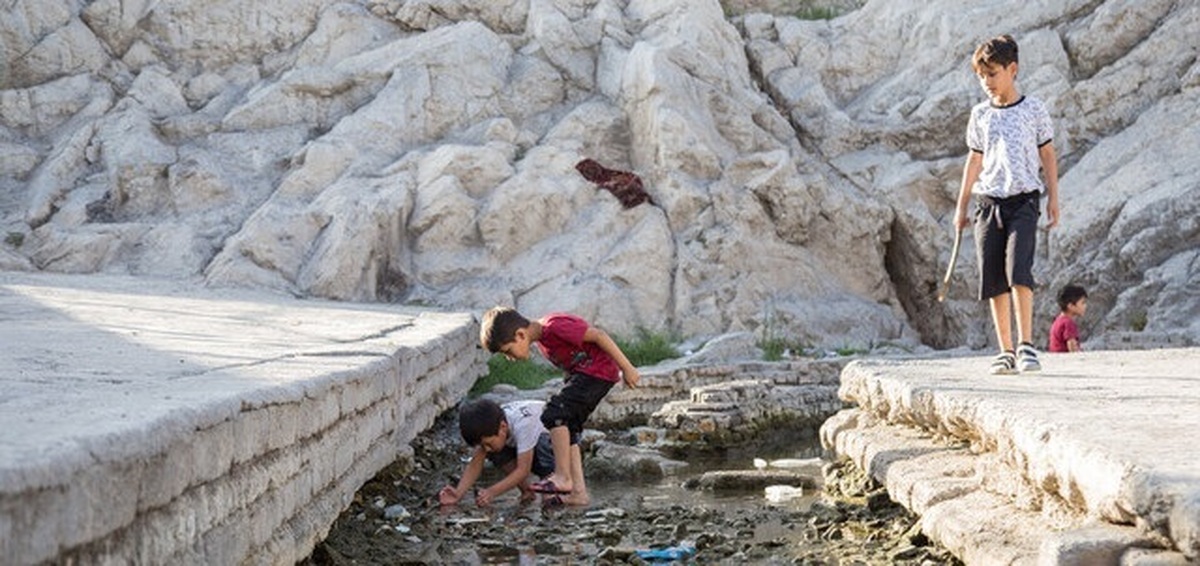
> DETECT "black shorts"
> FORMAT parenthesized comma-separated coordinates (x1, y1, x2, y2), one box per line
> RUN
(485, 432, 556, 479)
(974, 192, 1040, 300)
(540, 372, 615, 440)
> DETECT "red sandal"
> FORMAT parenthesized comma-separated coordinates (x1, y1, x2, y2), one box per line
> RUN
(529, 478, 571, 494)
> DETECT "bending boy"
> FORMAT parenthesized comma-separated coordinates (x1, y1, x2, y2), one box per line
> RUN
(479, 307, 639, 505)
(438, 398, 562, 506)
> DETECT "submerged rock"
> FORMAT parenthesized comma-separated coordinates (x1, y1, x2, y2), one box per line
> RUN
(684, 469, 819, 492)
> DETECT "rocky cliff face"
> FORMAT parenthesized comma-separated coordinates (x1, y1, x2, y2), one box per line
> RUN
(2, 0, 1196, 349)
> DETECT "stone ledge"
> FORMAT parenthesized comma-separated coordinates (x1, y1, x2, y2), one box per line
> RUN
(0, 273, 487, 565)
(821, 348, 1200, 563)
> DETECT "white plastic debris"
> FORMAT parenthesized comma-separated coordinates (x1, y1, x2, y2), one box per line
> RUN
(767, 457, 822, 469)
(384, 504, 409, 520)
(764, 485, 804, 503)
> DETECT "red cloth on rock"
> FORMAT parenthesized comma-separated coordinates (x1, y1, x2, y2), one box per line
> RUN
(575, 159, 653, 209)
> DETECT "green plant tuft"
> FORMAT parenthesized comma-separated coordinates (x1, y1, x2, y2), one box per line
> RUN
(4, 232, 24, 248)
(794, 6, 839, 20)
(761, 337, 787, 361)
(470, 355, 561, 395)
(1130, 311, 1148, 332)
(614, 327, 681, 367)
(756, 300, 816, 360)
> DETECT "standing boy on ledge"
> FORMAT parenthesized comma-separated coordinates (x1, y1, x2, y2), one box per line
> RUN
(954, 34, 1060, 375)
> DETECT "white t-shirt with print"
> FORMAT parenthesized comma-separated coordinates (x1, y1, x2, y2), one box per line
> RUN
(503, 400, 548, 455)
(966, 95, 1054, 199)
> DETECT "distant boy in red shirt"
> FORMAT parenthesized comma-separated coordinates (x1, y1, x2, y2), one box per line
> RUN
(1049, 285, 1088, 353)
(479, 307, 640, 506)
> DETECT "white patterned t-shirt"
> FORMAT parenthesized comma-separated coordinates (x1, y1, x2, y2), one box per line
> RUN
(502, 400, 548, 455)
(966, 95, 1054, 199)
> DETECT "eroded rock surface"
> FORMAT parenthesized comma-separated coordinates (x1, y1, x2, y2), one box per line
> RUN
(2, 0, 1197, 351)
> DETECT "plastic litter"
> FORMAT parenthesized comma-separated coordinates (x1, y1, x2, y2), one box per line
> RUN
(767, 457, 822, 469)
(764, 485, 804, 503)
(633, 544, 696, 562)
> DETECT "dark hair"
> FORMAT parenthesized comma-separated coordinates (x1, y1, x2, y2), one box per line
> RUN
(480, 306, 530, 353)
(1057, 285, 1088, 312)
(972, 34, 1019, 72)
(459, 398, 505, 446)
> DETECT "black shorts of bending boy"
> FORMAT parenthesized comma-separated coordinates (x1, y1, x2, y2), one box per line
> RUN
(540, 372, 614, 440)
(485, 432, 557, 478)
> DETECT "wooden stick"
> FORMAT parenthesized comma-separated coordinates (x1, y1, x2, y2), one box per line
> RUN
(937, 228, 964, 303)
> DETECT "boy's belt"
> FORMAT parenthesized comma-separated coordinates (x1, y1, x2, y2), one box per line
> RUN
(978, 190, 1041, 229)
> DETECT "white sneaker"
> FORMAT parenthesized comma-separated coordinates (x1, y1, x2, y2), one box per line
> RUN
(1017, 343, 1041, 373)
(990, 351, 1017, 375)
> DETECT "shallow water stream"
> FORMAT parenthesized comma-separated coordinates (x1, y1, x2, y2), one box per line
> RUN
(305, 414, 961, 565)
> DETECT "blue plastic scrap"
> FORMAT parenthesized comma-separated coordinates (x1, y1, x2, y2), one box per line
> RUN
(633, 545, 697, 562)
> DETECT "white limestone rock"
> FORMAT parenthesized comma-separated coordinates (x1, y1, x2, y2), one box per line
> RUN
(295, 174, 413, 301)
(0, 0, 1197, 349)
(127, 66, 191, 119)
(24, 118, 103, 228)
(294, 3, 402, 69)
(80, 0, 160, 58)
(377, 0, 528, 34)
(6, 18, 110, 88)
(136, 0, 331, 70)
(0, 142, 40, 179)
(1045, 87, 1200, 340)
(0, 246, 33, 270)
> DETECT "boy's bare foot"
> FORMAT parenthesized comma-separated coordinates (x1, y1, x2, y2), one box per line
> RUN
(561, 492, 589, 506)
(542, 493, 590, 507)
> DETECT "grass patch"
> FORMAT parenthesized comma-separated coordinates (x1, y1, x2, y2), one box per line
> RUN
(761, 337, 788, 361)
(794, 6, 840, 20)
(614, 327, 681, 367)
(757, 300, 810, 361)
(1130, 311, 1148, 332)
(761, 337, 813, 361)
(4, 232, 23, 248)
(470, 355, 561, 395)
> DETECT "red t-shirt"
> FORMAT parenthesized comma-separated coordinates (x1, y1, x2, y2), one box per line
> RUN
(536, 313, 620, 383)
(1049, 313, 1079, 353)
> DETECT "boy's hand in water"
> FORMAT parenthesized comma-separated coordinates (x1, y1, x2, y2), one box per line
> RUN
(475, 487, 497, 506)
(438, 485, 462, 505)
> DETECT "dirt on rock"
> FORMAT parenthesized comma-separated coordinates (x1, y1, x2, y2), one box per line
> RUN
(302, 411, 962, 565)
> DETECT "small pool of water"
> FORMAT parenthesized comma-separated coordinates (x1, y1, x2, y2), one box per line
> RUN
(460, 431, 828, 563)
(593, 433, 825, 509)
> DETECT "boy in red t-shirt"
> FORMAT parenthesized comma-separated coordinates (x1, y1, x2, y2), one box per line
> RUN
(1049, 285, 1088, 353)
(479, 307, 640, 505)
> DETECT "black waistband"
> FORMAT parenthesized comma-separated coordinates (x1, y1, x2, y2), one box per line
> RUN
(979, 191, 1041, 206)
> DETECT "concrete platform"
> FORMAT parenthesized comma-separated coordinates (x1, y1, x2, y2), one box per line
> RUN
(821, 349, 1200, 565)
(0, 272, 486, 565)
